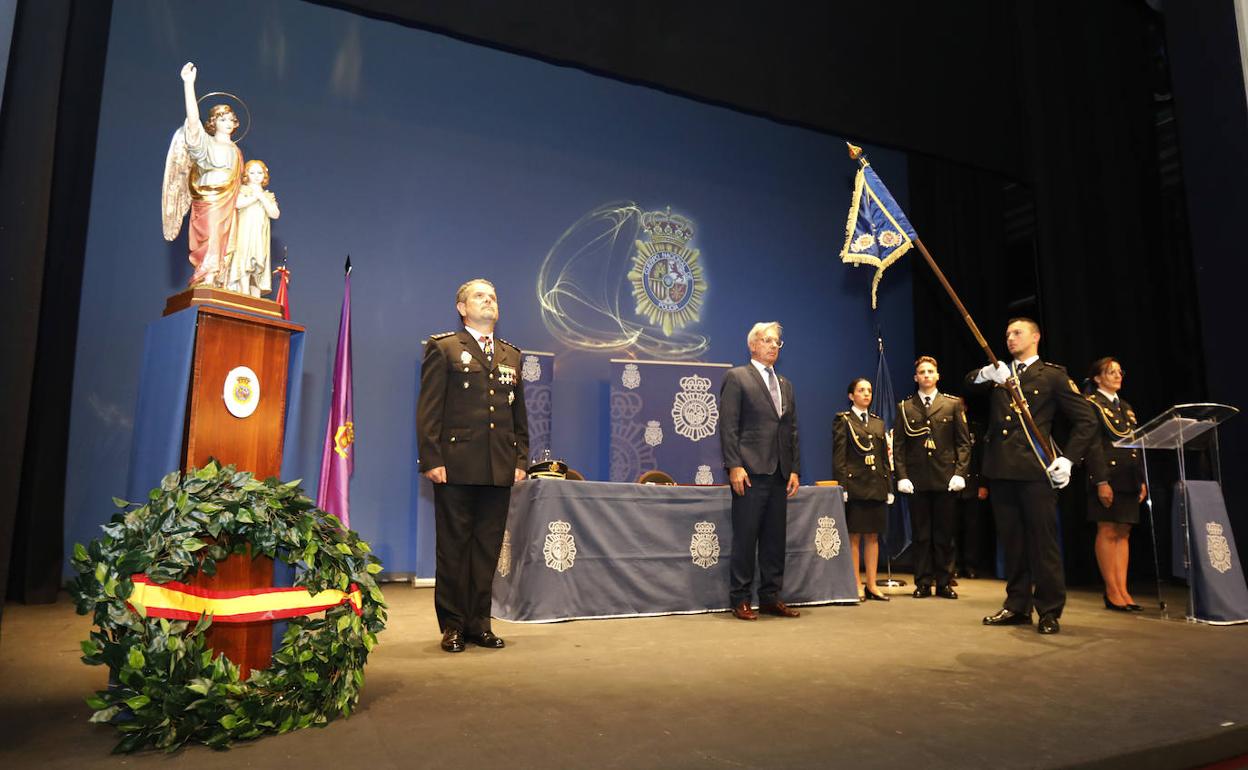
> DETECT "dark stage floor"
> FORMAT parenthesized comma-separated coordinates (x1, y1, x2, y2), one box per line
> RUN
(2, 577, 1246, 769)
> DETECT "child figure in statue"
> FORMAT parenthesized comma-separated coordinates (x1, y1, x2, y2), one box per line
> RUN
(162, 62, 243, 287)
(226, 160, 281, 297)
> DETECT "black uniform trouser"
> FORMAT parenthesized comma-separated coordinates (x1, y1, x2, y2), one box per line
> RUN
(990, 479, 1065, 617)
(729, 470, 788, 606)
(433, 483, 511, 634)
(909, 490, 956, 588)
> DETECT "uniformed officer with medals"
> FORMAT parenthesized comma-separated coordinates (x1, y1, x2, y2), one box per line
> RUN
(1083, 356, 1147, 612)
(965, 318, 1098, 634)
(893, 356, 971, 599)
(833, 378, 895, 602)
(417, 278, 529, 653)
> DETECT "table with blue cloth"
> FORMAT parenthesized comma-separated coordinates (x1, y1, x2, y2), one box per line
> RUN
(491, 480, 858, 622)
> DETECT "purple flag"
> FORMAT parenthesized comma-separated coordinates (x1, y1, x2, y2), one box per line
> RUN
(317, 262, 354, 527)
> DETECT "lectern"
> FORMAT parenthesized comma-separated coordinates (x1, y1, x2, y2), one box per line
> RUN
(127, 292, 305, 673)
(1115, 403, 1243, 623)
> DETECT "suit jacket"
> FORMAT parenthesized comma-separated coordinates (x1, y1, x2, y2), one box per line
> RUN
(719, 363, 800, 478)
(1084, 391, 1145, 492)
(963, 361, 1097, 482)
(832, 411, 893, 501)
(417, 329, 529, 486)
(893, 392, 972, 491)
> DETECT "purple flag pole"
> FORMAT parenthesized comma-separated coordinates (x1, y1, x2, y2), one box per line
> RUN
(317, 257, 354, 528)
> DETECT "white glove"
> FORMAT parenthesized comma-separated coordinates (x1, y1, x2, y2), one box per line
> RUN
(978, 361, 1010, 384)
(887, 493, 895, 505)
(948, 475, 966, 493)
(842, 489, 849, 502)
(1046, 457, 1073, 488)
(897, 478, 915, 495)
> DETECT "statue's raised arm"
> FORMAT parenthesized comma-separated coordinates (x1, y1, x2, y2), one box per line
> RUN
(161, 62, 244, 287)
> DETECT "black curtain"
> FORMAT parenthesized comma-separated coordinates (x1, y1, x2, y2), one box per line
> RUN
(0, 0, 112, 617)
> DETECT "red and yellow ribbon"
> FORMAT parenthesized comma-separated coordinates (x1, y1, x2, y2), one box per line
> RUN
(126, 574, 362, 623)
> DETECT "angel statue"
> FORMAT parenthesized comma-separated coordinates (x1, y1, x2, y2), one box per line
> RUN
(162, 62, 244, 287)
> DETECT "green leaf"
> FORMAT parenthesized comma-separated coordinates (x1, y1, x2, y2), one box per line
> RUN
(127, 647, 145, 670)
(302, 671, 319, 684)
(73, 543, 89, 562)
(366, 562, 383, 574)
(181, 538, 207, 552)
(335, 543, 353, 555)
(219, 714, 239, 730)
(195, 463, 219, 481)
(89, 705, 122, 724)
(186, 679, 212, 695)
(85, 695, 109, 710)
(81, 639, 101, 656)
(124, 694, 151, 711)
(94, 562, 107, 583)
(112, 496, 130, 509)
(335, 613, 352, 632)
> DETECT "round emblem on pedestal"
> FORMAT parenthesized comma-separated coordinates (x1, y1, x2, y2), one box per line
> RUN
(223, 365, 260, 418)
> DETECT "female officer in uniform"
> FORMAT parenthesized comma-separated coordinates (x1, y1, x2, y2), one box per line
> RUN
(1084, 357, 1147, 612)
(833, 378, 894, 602)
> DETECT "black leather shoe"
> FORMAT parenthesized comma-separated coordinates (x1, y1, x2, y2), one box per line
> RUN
(1103, 593, 1131, 612)
(963, 567, 979, 579)
(441, 628, 465, 653)
(863, 589, 890, 602)
(912, 585, 933, 598)
(1126, 603, 1143, 612)
(1037, 614, 1060, 635)
(982, 608, 1031, 626)
(936, 585, 958, 600)
(467, 630, 506, 649)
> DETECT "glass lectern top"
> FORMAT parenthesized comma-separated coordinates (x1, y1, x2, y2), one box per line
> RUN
(1113, 403, 1239, 450)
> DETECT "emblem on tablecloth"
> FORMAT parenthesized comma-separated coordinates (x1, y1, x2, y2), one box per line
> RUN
(1207, 522, 1233, 574)
(543, 520, 577, 572)
(689, 521, 720, 569)
(815, 516, 842, 560)
(671, 373, 718, 442)
(694, 464, 713, 485)
(522, 355, 542, 382)
(496, 530, 512, 577)
(644, 420, 663, 447)
(222, 365, 260, 418)
(621, 363, 641, 389)
(627, 207, 707, 337)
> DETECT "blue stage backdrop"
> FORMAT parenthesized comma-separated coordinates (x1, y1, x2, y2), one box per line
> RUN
(63, 0, 914, 578)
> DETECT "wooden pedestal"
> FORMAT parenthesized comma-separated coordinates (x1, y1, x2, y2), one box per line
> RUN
(180, 304, 303, 677)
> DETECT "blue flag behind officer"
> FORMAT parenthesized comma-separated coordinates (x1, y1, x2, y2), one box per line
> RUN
(873, 334, 912, 560)
(840, 150, 918, 308)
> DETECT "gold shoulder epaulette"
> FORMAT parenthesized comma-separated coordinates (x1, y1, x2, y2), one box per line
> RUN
(428, 331, 456, 341)
(496, 336, 520, 352)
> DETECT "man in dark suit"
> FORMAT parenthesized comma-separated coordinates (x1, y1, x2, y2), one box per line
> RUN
(965, 317, 1097, 634)
(719, 321, 801, 621)
(417, 278, 529, 653)
(893, 356, 971, 599)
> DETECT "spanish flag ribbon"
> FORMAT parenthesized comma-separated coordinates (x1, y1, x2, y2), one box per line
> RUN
(126, 574, 362, 623)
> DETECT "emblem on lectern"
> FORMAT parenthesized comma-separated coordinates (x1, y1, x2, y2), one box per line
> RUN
(689, 521, 720, 569)
(694, 465, 714, 485)
(671, 373, 718, 442)
(1207, 522, 1233, 574)
(223, 365, 260, 418)
(543, 521, 577, 572)
(815, 516, 842, 560)
(621, 363, 641, 390)
(627, 208, 706, 337)
(522, 355, 542, 382)
(496, 530, 512, 577)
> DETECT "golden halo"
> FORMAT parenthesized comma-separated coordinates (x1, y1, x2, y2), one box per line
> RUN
(197, 91, 252, 143)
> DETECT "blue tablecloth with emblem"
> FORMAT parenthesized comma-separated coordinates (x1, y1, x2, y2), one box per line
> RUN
(492, 480, 858, 622)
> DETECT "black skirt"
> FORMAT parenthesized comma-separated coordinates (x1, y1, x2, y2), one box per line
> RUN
(1087, 489, 1140, 524)
(846, 499, 887, 534)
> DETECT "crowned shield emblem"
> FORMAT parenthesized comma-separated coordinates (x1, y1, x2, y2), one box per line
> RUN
(522, 355, 542, 382)
(627, 208, 707, 337)
(694, 464, 714, 485)
(622, 363, 641, 389)
(815, 516, 842, 560)
(1207, 522, 1233, 574)
(689, 521, 720, 569)
(671, 373, 719, 442)
(543, 521, 577, 572)
(496, 530, 512, 577)
(644, 420, 664, 447)
(222, 365, 260, 418)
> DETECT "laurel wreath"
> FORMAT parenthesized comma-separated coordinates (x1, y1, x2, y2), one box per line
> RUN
(68, 462, 387, 753)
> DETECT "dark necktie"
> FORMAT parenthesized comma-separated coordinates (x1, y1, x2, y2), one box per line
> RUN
(922, 395, 932, 409)
(1112, 397, 1120, 408)
(1016, 361, 1028, 375)
(766, 367, 782, 414)
(479, 335, 493, 363)
(860, 412, 868, 425)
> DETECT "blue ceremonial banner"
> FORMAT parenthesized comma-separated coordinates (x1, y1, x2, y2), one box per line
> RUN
(520, 351, 555, 462)
(840, 147, 919, 308)
(609, 359, 731, 485)
(873, 338, 912, 560)
(1171, 481, 1248, 624)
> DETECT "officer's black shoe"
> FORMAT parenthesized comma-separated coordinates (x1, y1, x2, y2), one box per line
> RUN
(441, 628, 466, 653)
(912, 585, 933, 598)
(936, 585, 958, 600)
(1037, 614, 1060, 635)
(467, 630, 506, 649)
(982, 608, 1031, 626)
